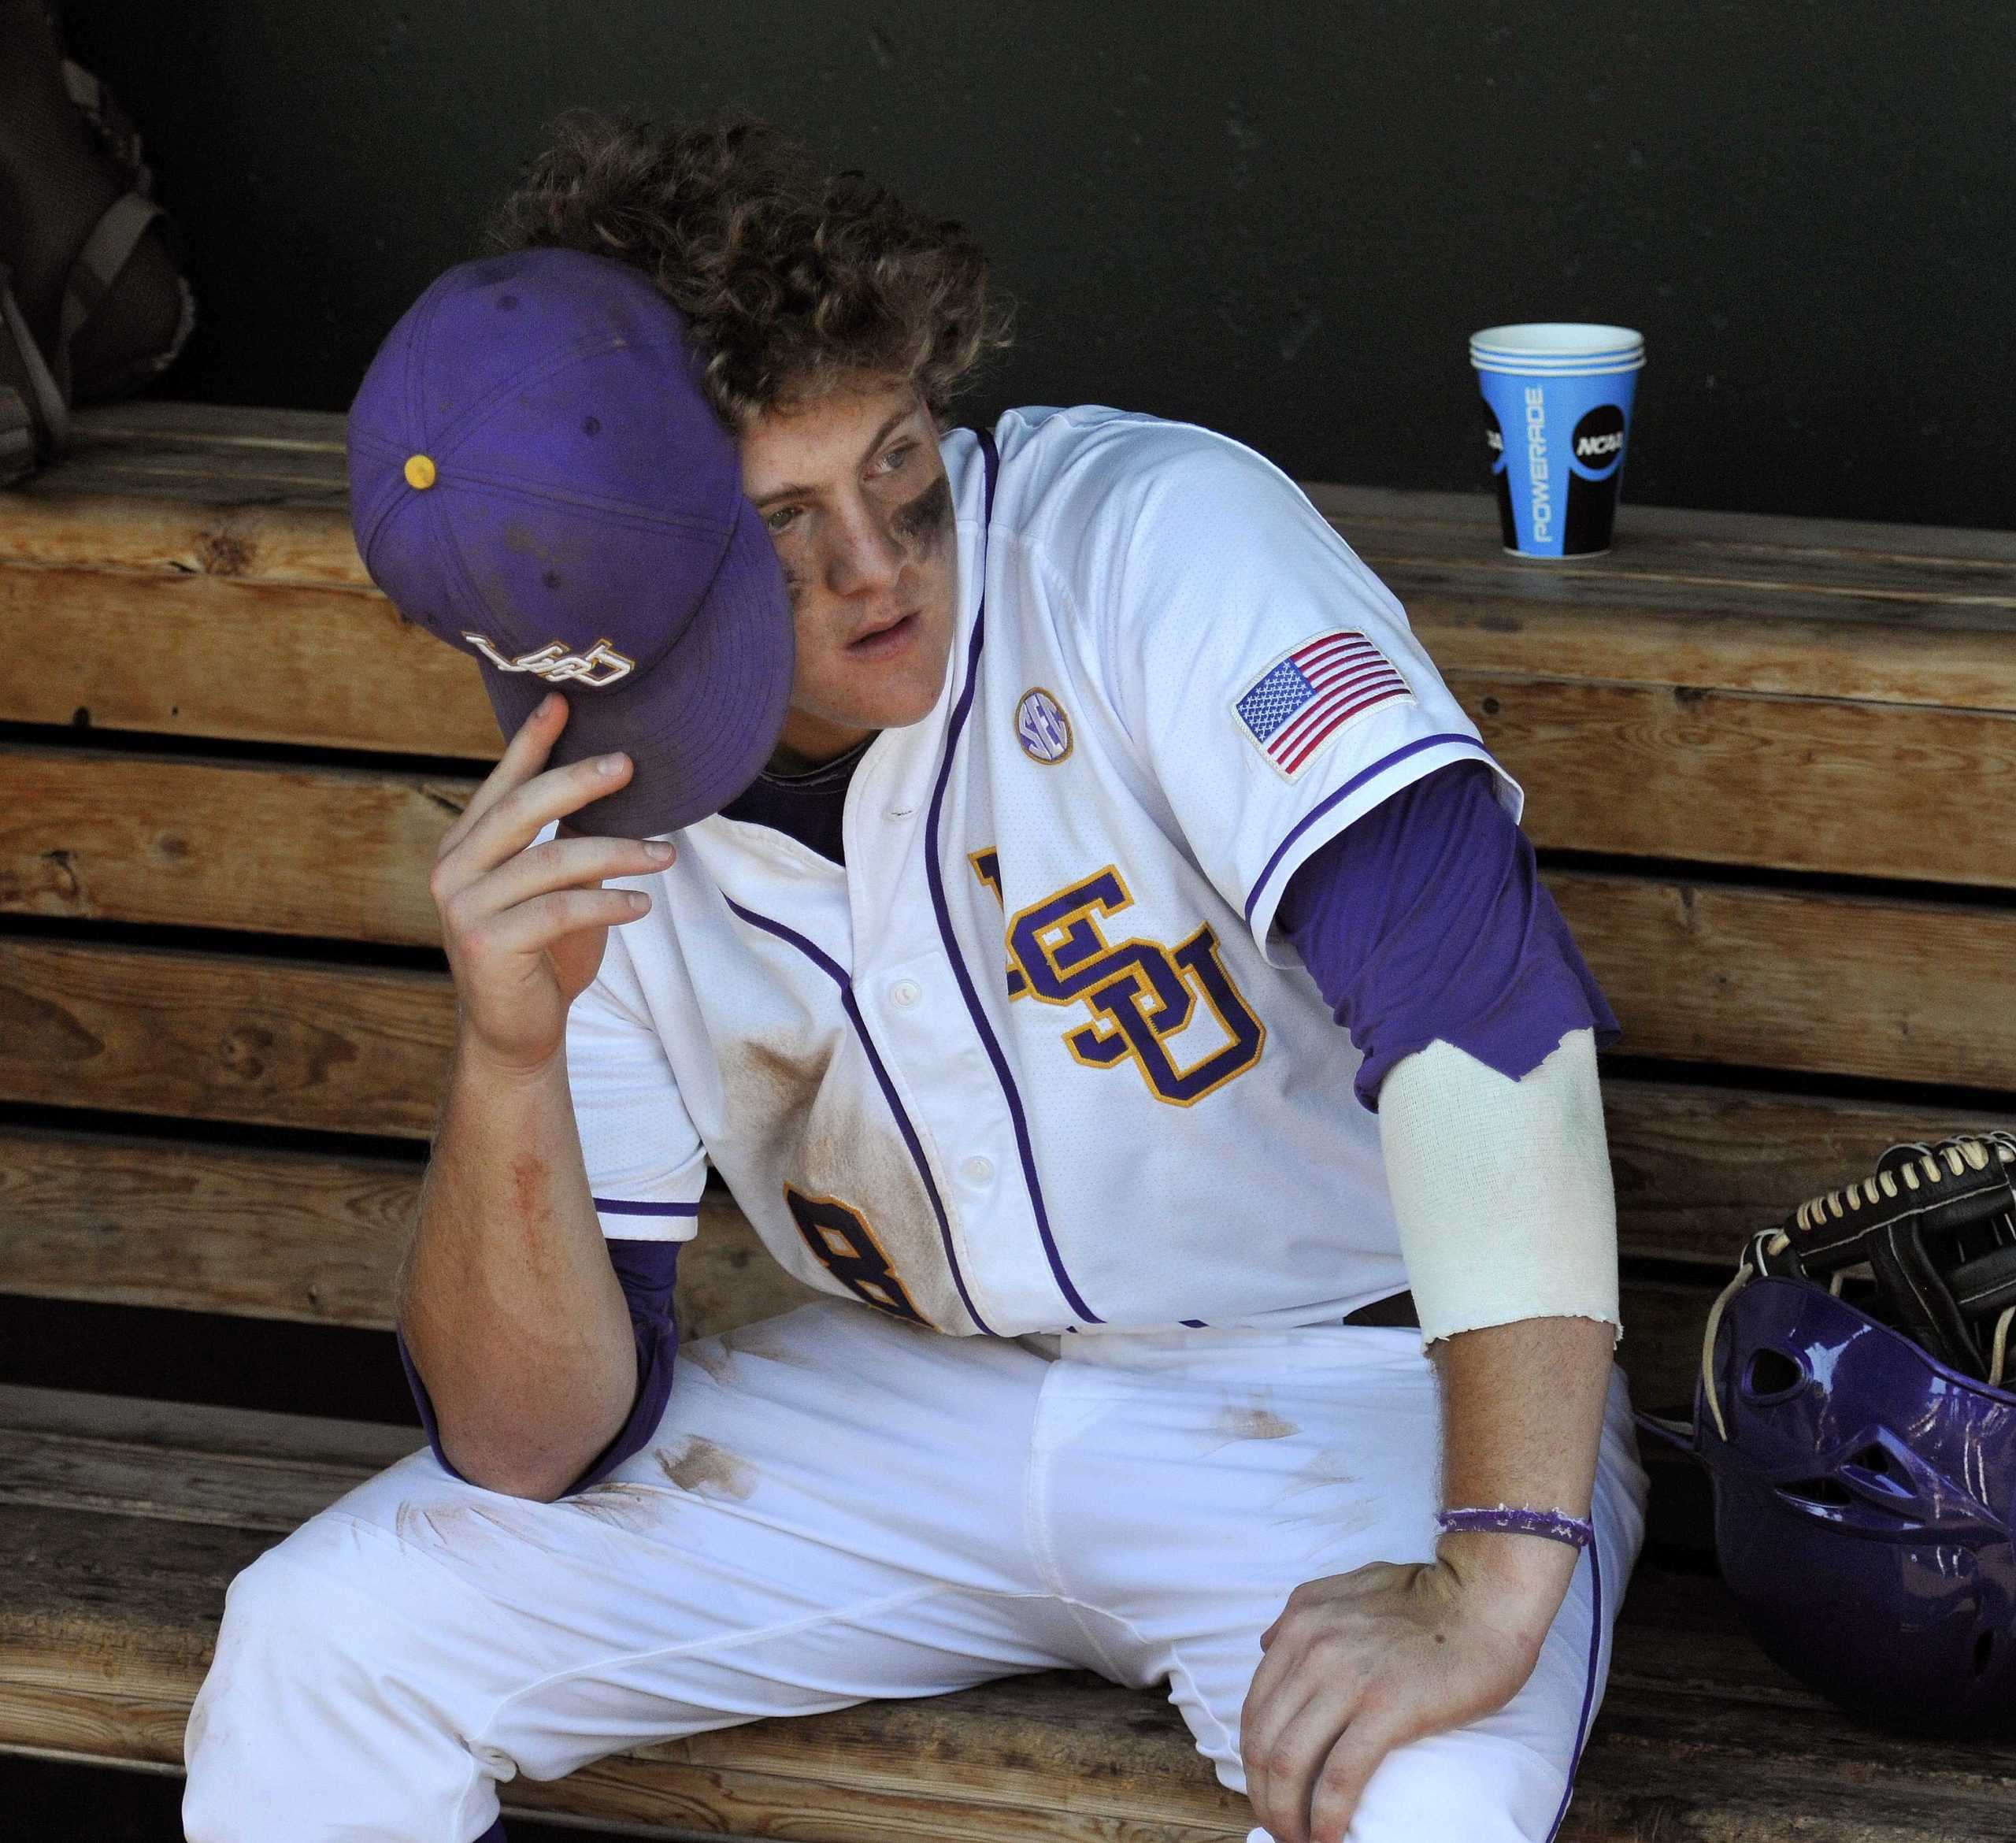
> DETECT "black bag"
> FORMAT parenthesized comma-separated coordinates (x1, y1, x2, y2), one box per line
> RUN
(0, 1, 196, 484)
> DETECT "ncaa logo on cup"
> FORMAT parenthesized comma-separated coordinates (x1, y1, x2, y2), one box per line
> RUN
(1569, 403, 1628, 478)
(1014, 688, 1073, 764)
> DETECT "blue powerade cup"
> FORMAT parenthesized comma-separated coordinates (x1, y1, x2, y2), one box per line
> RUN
(1470, 323, 1644, 558)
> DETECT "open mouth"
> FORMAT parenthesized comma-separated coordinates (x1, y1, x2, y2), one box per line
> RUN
(847, 610, 919, 657)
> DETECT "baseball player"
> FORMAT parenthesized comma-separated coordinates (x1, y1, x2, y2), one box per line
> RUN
(183, 111, 1647, 1843)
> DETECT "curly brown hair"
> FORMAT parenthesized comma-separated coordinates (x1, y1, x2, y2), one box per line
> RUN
(483, 107, 1014, 432)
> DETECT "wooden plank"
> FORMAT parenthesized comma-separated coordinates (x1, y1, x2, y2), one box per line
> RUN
(31, 401, 2016, 610)
(1304, 477, 2016, 572)
(1554, 870, 2016, 1092)
(9, 1085, 1993, 1325)
(0, 1126, 824, 1332)
(0, 938, 454, 1138)
(0, 1097, 1917, 1417)
(1454, 675, 2016, 888)
(0, 1384, 426, 1472)
(0, 566, 498, 753)
(1603, 1081, 2016, 1268)
(7, 866, 2014, 1139)
(5, 1477, 2016, 1842)
(1566, 1708, 2016, 1843)
(1421, 595, 2016, 718)
(0, 1421, 402, 1533)
(0, 1126, 417, 1322)
(0, 1496, 1254, 1840)
(13, 553, 2010, 764)
(0, 1276, 1699, 1535)
(5, 402, 355, 528)
(0, 495, 364, 583)
(1, 410, 2014, 762)
(0, 742, 472, 944)
(1614, 1276, 1721, 1415)
(58, 399, 350, 454)
(0, 1118, 1899, 1420)
(506, 1748, 1251, 1841)
(13, 664, 2016, 942)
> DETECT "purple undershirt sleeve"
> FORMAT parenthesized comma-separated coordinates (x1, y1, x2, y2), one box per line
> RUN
(395, 1236, 680, 1497)
(1277, 761, 1621, 1112)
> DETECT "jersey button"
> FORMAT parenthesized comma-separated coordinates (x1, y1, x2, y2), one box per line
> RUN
(890, 978, 923, 1008)
(962, 1155, 995, 1185)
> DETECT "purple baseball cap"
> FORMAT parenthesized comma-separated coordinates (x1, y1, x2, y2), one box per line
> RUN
(344, 245, 795, 837)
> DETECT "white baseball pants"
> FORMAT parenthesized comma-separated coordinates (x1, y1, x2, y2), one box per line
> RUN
(182, 1298, 1649, 1843)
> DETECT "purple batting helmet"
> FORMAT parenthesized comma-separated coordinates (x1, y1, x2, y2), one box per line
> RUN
(1647, 1133, 2016, 1734)
(345, 245, 796, 837)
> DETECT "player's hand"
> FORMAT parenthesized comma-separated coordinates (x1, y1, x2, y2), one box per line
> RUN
(1238, 1548, 1567, 1843)
(430, 690, 673, 1078)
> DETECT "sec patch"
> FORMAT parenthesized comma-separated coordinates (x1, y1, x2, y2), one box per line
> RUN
(1015, 688, 1073, 764)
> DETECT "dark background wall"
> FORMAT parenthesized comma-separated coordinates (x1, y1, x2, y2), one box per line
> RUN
(55, 0, 2016, 529)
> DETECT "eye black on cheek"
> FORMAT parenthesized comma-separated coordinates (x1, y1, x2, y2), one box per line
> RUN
(893, 473, 954, 551)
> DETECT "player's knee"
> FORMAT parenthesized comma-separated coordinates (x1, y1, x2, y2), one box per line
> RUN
(187, 1525, 496, 1836)
(191, 1519, 454, 1760)
(192, 1541, 373, 1736)
(1343, 1730, 1566, 1842)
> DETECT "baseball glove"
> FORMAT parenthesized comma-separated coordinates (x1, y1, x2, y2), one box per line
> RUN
(1701, 1132, 2016, 1437)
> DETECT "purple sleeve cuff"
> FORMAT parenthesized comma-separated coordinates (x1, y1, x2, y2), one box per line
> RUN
(395, 1237, 680, 1497)
(1277, 762, 1620, 1111)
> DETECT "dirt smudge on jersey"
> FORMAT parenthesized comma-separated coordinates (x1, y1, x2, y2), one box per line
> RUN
(715, 1022, 969, 1334)
(565, 1479, 677, 1534)
(658, 1434, 757, 1500)
(680, 1337, 736, 1384)
(737, 1036, 825, 1115)
(721, 1318, 825, 1370)
(1270, 1447, 1382, 1545)
(1217, 1402, 1299, 1442)
(394, 1496, 543, 1563)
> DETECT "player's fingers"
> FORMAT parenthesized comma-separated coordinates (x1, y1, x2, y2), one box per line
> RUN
(435, 744, 636, 909)
(467, 884, 652, 968)
(1306, 1707, 1407, 1843)
(1243, 1683, 1354, 1843)
(451, 830, 673, 930)
(1243, 1593, 1314, 1717)
(436, 689, 569, 861)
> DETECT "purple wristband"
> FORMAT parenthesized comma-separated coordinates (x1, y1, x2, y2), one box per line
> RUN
(1440, 1500, 1606, 1840)
(1436, 1504, 1594, 1550)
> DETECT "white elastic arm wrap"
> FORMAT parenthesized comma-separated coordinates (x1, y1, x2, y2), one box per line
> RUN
(1375, 1027, 1621, 1349)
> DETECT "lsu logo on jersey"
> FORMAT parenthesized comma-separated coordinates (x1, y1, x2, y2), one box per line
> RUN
(972, 853, 1265, 1106)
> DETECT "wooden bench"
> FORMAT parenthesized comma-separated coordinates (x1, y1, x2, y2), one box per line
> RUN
(6, 400, 2016, 1839)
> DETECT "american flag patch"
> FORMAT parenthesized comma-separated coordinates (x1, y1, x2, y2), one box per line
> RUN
(1232, 630, 1414, 778)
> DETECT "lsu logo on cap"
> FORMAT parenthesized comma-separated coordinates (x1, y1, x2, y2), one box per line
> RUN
(464, 632, 636, 689)
(1015, 688, 1073, 764)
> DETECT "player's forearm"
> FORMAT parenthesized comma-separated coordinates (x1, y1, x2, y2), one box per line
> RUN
(398, 1030, 638, 1500)
(1430, 1313, 1615, 1649)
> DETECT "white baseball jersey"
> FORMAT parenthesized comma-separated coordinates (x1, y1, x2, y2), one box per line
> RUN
(550, 405, 1522, 1338)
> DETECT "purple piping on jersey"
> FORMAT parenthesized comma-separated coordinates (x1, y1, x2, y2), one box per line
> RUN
(1546, 1540, 1604, 1841)
(592, 1198, 699, 1219)
(1242, 732, 1492, 927)
(721, 895, 995, 1337)
(921, 428, 1102, 1327)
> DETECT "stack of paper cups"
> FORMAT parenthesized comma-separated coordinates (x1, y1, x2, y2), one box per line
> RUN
(1469, 324, 1645, 558)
